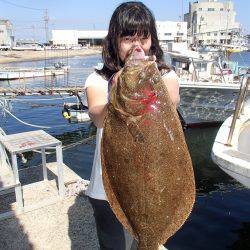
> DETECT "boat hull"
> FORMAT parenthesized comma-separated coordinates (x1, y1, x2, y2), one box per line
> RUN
(179, 82, 250, 123)
(211, 108, 250, 188)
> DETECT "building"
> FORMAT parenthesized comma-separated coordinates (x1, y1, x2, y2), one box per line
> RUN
(156, 21, 187, 43)
(52, 21, 188, 50)
(0, 20, 14, 46)
(184, 0, 240, 45)
(156, 21, 188, 51)
(52, 30, 108, 46)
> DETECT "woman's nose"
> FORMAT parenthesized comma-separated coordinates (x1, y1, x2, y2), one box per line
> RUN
(133, 38, 141, 46)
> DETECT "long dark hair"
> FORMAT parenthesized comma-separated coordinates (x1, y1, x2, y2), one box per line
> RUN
(96, 1, 170, 80)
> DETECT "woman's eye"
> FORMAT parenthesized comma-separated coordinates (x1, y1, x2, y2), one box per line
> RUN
(123, 37, 132, 42)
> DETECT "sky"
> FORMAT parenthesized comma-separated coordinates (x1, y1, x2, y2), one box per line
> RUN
(0, 0, 249, 42)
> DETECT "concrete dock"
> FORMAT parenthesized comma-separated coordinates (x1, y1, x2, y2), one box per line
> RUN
(0, 163, 99, 249)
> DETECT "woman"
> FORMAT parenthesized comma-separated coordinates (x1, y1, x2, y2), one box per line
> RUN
(85, 2, 179, 249)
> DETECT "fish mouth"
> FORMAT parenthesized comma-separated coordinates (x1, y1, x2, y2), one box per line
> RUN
(125, 46, 146, 64)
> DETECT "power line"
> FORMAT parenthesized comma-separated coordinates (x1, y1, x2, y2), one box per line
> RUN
(0, 0, 44, 11)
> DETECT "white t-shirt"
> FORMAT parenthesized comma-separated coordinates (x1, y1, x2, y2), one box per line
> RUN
(85, 71, 109, 200)
(85, 70, 178, 200)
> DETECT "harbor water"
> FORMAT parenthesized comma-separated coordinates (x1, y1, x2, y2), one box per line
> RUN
(0, 52, 250, 249)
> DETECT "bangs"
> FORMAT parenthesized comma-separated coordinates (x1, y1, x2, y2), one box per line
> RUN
(118, 11, 152, 38)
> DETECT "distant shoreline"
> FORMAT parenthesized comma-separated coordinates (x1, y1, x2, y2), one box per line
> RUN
(0, 48, 102, 64)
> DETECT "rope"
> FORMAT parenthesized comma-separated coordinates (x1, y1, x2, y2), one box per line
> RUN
(0, 127, 12, 168)
(2, 107, 51, 129)
(0, 99, 51, 128)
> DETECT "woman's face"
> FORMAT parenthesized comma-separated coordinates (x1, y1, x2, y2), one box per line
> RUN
(118, 34, 152, 62)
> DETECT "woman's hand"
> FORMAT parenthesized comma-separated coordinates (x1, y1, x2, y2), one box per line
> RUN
(111, 69, 123, 87)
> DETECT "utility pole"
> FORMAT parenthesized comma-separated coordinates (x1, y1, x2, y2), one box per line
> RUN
(181, 0, 184, 21)
(44, 9, 49, 44)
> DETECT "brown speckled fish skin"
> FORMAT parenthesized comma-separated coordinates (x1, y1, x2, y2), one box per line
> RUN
(101, 48, 195, 250)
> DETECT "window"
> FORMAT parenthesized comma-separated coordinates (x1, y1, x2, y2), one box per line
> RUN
(214, 33, 218, 36)
(177, 32, 184, 36)
(199, 8, 202, 11)
(207, 32, 211, 36)
(221, 32, 224, 35)
(195, 62, 208, 72)
(207, 40, 210, 43)
(208, 8, 215, 11)
(220, 8, 224, 11)
(164, 33, 172, 36)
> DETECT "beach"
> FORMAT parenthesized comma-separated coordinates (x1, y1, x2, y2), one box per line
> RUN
(0, 48, 102, 64)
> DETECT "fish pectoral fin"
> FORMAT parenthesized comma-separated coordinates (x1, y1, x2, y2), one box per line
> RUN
(126, 118, 144, 143)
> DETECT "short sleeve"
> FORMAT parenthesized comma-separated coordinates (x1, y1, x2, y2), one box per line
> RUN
(162, 70, 178, 79)
(83, 72, 109, 107)
(85, 71, 108, 89)
(162, 70, 180, 85)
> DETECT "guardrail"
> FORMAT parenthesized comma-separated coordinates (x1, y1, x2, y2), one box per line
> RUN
(227, 73, 250, 146)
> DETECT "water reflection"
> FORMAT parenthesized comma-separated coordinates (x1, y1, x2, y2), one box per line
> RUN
(184, 126, 239, 194)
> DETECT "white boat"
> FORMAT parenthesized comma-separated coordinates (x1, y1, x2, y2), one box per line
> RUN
(0, 64, 70, 80)
(212, 74, 250, 188)
(12, 45, 44, 51)
(167, 51, 249, 123)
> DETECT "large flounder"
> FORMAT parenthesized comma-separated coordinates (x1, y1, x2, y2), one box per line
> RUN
(101, 47, 195, 250)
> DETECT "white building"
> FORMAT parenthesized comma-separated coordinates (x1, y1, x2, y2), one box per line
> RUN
(52, 30, 107, 46)
(156, 21, 188, 51)
(184, 0, 240, 45)
(0, 20, 14, 46)
(52, 21, 188, 51)
(156, 21, 187, 43)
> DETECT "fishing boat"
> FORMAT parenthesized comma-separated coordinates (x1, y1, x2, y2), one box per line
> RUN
(0, 63, 70, 80)
(167, 51, 250, 124)
(62, 92, 90, 123)
(211, 74, 250, 188)
(62, 103, 90, 123)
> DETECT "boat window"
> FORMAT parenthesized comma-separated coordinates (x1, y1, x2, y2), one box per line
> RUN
(195, 62, 207, 72)
(208, 8, 215, 11)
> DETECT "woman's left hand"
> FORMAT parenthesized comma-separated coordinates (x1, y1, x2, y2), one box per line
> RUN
(111, 69, 123, 86)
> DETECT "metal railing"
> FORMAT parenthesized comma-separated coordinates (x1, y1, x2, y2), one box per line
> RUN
(227, 73, 250, 146)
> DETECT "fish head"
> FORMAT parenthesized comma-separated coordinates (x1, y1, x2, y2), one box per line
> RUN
(113, 46, 163, 116)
